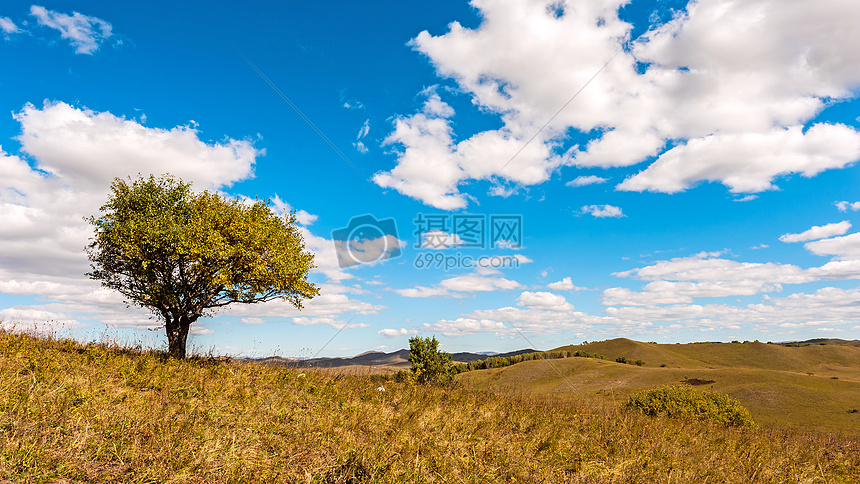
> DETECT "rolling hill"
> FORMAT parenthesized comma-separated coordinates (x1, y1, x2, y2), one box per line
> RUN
(457, 338, 860, 431)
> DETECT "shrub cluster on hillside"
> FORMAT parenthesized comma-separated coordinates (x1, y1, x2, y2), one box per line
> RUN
(453, 349, 647, 373)
(625, 385, 756, 428)
(453, 350, 607, 373)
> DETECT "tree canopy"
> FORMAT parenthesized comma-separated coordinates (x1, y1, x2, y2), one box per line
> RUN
(408, 336, 454, 384)
(87, 175, 318, 358)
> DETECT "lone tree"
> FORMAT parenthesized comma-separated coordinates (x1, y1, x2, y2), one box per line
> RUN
(87, 175, 318, 358)
(408, 335, 454, 384)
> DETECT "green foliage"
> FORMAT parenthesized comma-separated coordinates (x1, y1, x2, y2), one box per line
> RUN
(625, 385, 756, 428)
(408, 336, 453, 384)
(453, 349, 607, 374)
(86, 175, 318, 358)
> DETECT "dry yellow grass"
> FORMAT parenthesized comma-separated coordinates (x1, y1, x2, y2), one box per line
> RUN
(459, 339, 860, 431)
(1, 330, 859, 483)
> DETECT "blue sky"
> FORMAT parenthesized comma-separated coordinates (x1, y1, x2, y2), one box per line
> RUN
(2, 0, 860, 357)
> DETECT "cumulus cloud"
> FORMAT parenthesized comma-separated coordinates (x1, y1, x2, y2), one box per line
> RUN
(374, 0, 860, 207)
(516, 291, 574, 311)
(566, 175, 608, 187)
(604, 252, 818, 305)
(392, 286, 452, 298)
(270, 194, 318, 225)
(428, 318, 509, 337)
(618, 125, 860, 193)
(439, 273, 523, 292)
(30, 6, 114, 54)
(292, 316, 369, 329)
(391, 269, 524, 299)
(546, 277, 587, 291)
(581, 204, 624, 218)
(805, 233, 860, 260)
(0, 17, 21, 35)
(15, 101, 258, 189)
(835, 201, 860, 212)
(779, 221, 851, 243)
(0, 308, 83, 332)
(378, 327, 418, 338)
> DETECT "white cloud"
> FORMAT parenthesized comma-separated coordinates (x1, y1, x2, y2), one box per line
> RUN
(374, 0, 860, 207)
(618, 125, 860, 193)
(392, 269, 524, 299)
(779, 221, 851, 243)
(15, 101, 258, 190)
(30, 6, 113, 55)
(835, 201, 860, 212)
(392, 286, 451, 298)
(581, 204, 624, 218)
(805, 232, 860, 260)
(292, 316, 369, 328)
(354, 119, 370, 153)
(429, 318, 509, 337)
(0, 17, 20, 35)
(270, 194, 318, 225)
(378, 327, 418, 338)
(614, 252, 811, 284)
(602, 287, 694, 306)
(516, 291, 574, 311)
(439, 273, 523, 292)
(238, 317, 267, 325)
(547, 277, 586, 291)
(566, 175, 608, 187)
(374, 89, 561, 209)
(605, 252, 818, 304)
(0, 308, 83, 332)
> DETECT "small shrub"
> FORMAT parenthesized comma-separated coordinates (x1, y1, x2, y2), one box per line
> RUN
(409, 336, 454, 385)
(831, 376, 839, 380)
(634, 359, 645, 366)
(615, 356, 627, 364)
(659, 363, 668, 368)
(625, 385, 755, 428)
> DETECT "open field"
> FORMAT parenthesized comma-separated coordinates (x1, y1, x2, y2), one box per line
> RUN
(2, 331, 860, 482)
(458, 338, 860, 432)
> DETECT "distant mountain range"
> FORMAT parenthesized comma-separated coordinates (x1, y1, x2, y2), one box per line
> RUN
(243, 338, 859, 370)
(248, 347, 540, 370)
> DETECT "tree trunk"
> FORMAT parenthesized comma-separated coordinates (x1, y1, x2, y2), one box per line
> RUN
(166, 315, 192, 358)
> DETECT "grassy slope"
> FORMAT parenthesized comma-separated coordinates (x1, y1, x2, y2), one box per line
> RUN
(2, 332, 860, 483)
(458, 339, 860, 431)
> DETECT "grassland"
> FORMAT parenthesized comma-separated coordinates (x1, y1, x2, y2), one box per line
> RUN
(458, 338, 860, 431)
(1, 331, 859, 483)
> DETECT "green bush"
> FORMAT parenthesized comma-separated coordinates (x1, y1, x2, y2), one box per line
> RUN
(409, 336, 454, 385)
(625, 385, 755, 428)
